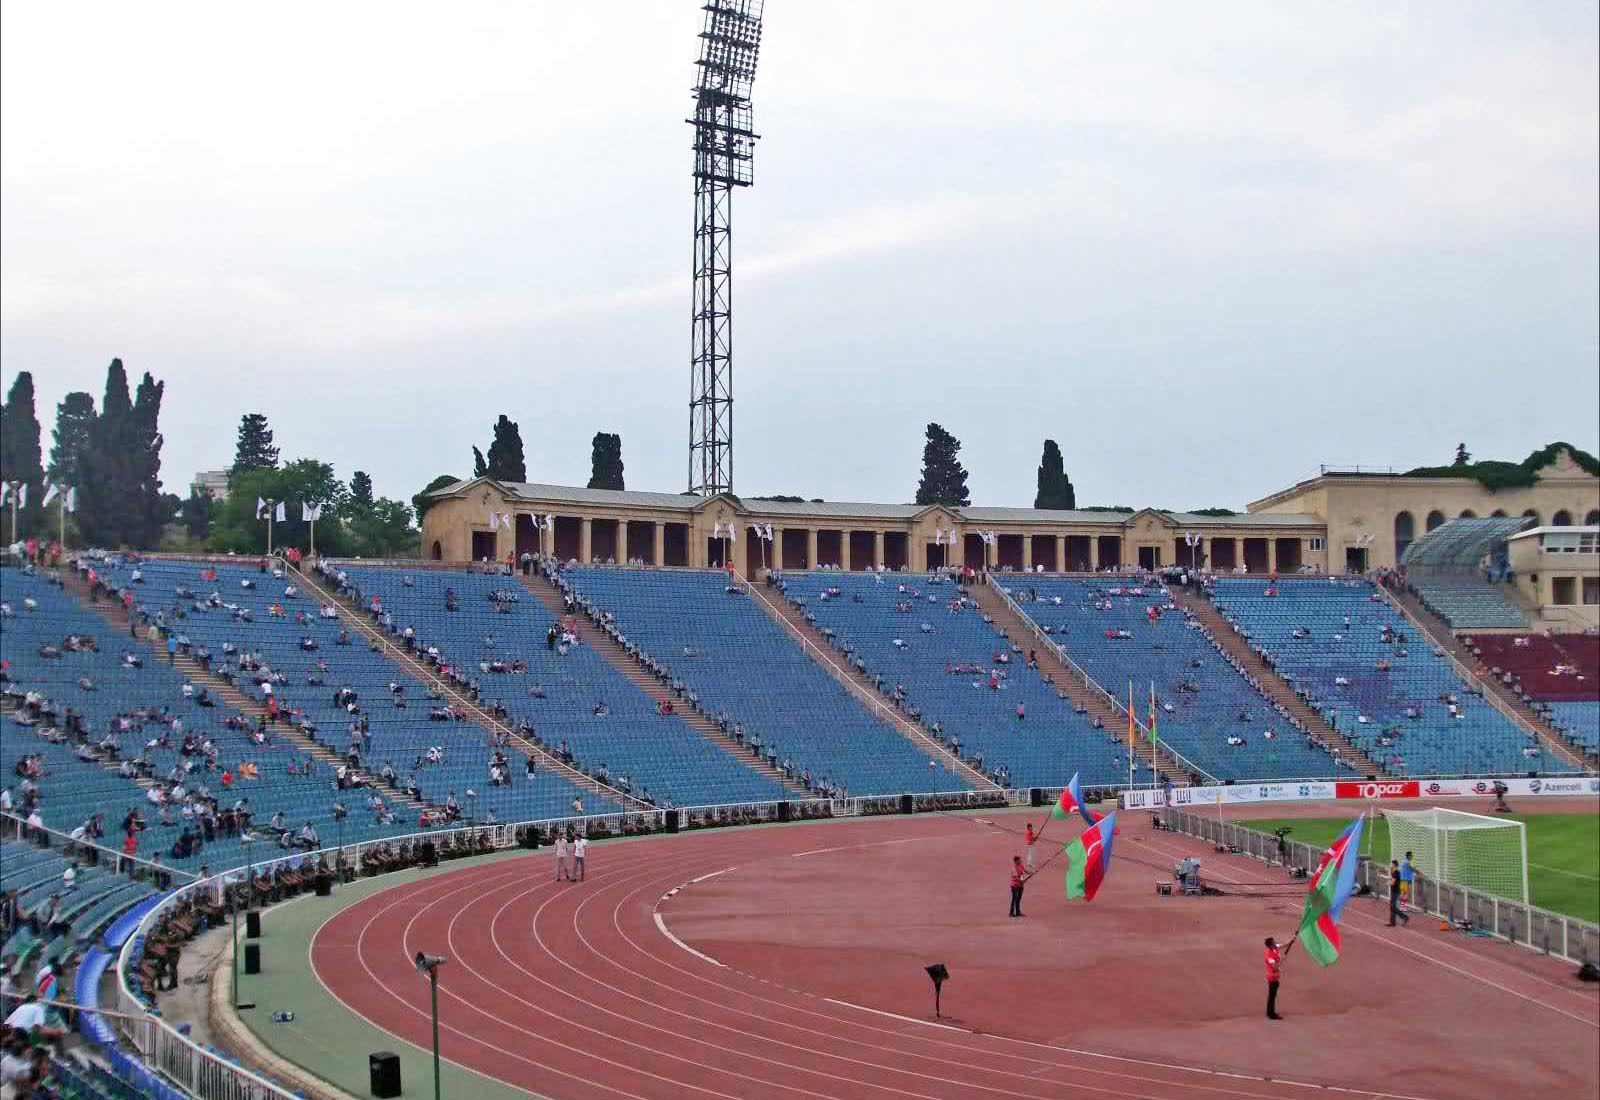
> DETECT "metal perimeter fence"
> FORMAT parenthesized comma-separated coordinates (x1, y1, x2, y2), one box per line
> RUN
(1159, 807, 1600, 967)
(110, 788, 1018, 1100)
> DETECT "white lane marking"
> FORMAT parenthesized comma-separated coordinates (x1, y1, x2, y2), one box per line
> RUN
(821, 998, 970, 1033)
(690, 866, 735, 884)
(653, 911, 726, 968)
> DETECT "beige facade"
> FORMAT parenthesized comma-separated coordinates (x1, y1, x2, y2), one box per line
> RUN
(1507, 527, 1600, 631)
(421, 481, 1325, 576)
(1249, 449, 1600, 573)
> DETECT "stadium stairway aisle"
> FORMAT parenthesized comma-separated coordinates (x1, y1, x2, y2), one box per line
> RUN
(1171, 586, 1383, 777)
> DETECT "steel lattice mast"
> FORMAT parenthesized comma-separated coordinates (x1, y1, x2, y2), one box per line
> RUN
(688, 0, 763, 497)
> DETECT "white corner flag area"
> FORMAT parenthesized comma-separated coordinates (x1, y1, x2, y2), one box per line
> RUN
(1384, 808, 1529, 904)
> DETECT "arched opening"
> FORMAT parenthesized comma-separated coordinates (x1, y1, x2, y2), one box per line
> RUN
(1425, 510, 1445, 531)
(1394, 511, 1415, 562)
(430, 540, 442, 561)
(1551, 510, 1573, 526)
(1490, 509, 1507, 518)
(1522, 509, 1540, 526)
(1586, 509, 1600, 526)
(1458, 509, 1476, 519)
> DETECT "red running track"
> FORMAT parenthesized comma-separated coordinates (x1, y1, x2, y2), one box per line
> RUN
(312, 813, 1600, 1100)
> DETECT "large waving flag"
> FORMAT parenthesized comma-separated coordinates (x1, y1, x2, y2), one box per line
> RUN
(1051, 773, 1095, 826)
(1064, 812, 1117, 901)
(1298, 817, 1365, 967)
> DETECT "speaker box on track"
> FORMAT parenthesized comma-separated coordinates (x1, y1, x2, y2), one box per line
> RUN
(369, 1052, 401, 1098)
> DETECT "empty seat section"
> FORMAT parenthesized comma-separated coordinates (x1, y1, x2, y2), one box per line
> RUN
(1211, 577, 1576, 775)
(1002, 577, 1343, 780)
(340, 565, 780, 807)
(561, 568, 963, 796)
(1411, 579, 1527, 629)
(782, 572, 1139, 788)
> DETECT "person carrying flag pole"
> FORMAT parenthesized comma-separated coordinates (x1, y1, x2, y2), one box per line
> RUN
(1023, 823, 1038, 872)
(1264, 934, 1295, 1020)
(1009, 855, 1029, 917)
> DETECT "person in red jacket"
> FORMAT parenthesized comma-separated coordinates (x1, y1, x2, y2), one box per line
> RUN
(1009, 855, 1030, 918)
(1264, 935, 1294, 1020)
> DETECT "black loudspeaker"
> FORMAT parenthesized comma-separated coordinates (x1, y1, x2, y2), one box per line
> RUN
(777, 801, 791, 823)
(245, 910, 261, 939)
(1029, 788, 1043, 808)
(666, 809, 681, 834)
(315, 874, 332, 897)
(369, 1051, 402, 1098)
(243, 943, 260, 974)
(899, 794, 914, 815)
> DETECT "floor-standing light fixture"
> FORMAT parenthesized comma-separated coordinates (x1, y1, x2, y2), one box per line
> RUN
(415, 952, 448, 1100)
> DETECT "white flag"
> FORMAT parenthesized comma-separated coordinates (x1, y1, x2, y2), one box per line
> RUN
(16, 484, 25, 508)
(274, 501, 287, 523)
(302, 502, 322, 522)
(763, 523, 774, 541)
(42, 484, 59, 508)
(488, 512, 500, 531)
(256, 497, 268, 520)
(543, 514, 555, 531)
(64, 487, 77, 513)
(0, 484, 8, 505)
(501, 512, 512, 531)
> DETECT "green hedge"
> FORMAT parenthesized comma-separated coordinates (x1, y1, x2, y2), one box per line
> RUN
(1402, 442, 1600, 491)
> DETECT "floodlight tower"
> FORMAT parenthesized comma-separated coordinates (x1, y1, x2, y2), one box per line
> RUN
(688, 0, 764, 497)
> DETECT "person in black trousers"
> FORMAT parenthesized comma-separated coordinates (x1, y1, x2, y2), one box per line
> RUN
(1264, 936, 1292, 1019)
(1009, 855, 1029, 918)
(1388, 860, 1410, 926)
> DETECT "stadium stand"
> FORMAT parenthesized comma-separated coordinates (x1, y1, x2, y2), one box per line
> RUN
(1464, 633, 1600, 755)
(1210, 577, 1580, 775)
(778, 571, 1146, 788)
(994, 577, 1344, 780)
(73, 554, 614, 831)
(1409, 579, 1528, 629)
(1401, 516, 1533, 629)
(557, 567, 968, 796)
(334, 564, 783, 807)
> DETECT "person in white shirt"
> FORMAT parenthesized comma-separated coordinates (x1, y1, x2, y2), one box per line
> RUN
(61, 865, 76, 891)
(554, 833, 570, 882)
(572, 835, 588, 882)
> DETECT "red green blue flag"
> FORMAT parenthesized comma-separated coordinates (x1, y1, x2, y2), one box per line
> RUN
(1063, 812, 1117, 901)
(1052, 772, 1094, 825)
(1297, 817, 1364, 967)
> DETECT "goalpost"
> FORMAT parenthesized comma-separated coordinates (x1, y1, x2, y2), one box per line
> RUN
(1383, 808, 1529, 905)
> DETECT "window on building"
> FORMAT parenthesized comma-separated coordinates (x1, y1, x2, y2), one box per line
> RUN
(1583, 577, 1599, 606)
(1551, 510, 1573, 527)
(1551, 576, 1576, 605)
(1425, 510, 1445, 531)
(1309, 537, 1326, 551)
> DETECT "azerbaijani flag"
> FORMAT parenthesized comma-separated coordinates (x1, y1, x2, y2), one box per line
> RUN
(1297, 817, 1365, 967)
(1148, 682, 1158, 743)
(1052, 772, 1093, 825)
(1064, 812, 1117, 901)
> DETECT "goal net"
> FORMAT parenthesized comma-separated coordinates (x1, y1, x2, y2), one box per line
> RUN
(1383, 808, 1528, 905)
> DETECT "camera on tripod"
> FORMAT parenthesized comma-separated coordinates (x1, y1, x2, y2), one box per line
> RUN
(1273, 827, 1292, 838)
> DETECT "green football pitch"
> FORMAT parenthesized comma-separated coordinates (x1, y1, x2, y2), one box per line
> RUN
(1239, 812, 1600, 923)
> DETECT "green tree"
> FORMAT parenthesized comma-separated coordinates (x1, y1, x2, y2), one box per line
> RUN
(231, 413, 279, 481)
(182, 487, 213, 540)
(76, 360, 137, 547)
(1453, 443, 1471, 467)
(48, 391, 96, 489)
(472, 446, 488, 479)
(414, 474, 461, 521)
(208, 459, 344, 554)
(349, 470, 375, 511)
(914, 422, 970, 507)
(1033, 439, 1076, 510)
(485, 415, 526, 482)
(0, 372, 45, 536)
(587, 431, 625, 490)
(129, 371, 168, 547)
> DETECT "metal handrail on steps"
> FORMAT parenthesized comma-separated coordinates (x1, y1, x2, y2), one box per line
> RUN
(737, 574, 1000, 792)
(289, 562, 650, 811)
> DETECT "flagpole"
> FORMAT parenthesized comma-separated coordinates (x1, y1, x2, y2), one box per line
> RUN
(1127, 680, 1134, 791)
(1150, 680, 1157, 789)
(58, 492, 65, 551)
(267, 501, 275, 557)
(309, 514, 316, 558)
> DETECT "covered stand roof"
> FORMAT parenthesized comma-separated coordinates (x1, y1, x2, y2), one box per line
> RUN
(1401, 516, 1534, 568)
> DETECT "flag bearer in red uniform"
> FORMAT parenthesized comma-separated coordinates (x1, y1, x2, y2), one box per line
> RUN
(1009, 855, 1029, 918)
(1264, 935, 1293, 1020)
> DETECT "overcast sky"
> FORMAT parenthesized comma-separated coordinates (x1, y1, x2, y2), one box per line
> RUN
(3, 1, 1596, 511)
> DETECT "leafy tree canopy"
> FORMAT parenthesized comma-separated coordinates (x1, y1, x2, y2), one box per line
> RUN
(588, 431, 624, 491)
(914, 422, 971, 507)
(1034, 439, 1076, 510)
(1403, 442, 1600, 491)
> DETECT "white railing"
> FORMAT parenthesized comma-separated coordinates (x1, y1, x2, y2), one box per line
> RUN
(987, 577, 1218, 785)
(737, 574, 1000, 791)
(0, 811, 201, 884)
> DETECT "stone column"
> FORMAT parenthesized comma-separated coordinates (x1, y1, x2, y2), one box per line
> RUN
(1089, 535, 1100, 571)
(579, 517, 592, 564)
(806, 528, 819, 570)
(1055, 535, 1066, 573)
(617, 520, 629, 564)
(652, 522, 665, 566)
(771, 527, 784, 570)
(1022, 534, 1033, 571)
(840, 531, 852, 572)
(873, 531, 884, 570)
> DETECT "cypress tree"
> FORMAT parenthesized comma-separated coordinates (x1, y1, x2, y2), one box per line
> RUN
(231, 413, 279, 479)
(914, 423, 971, 507)
(0, 373, 45, 535)
(588, 432, 625, 490)
(485, 415, 526, 482)
(49, 391, 96, 489)
(1034, 439, 1077, 510)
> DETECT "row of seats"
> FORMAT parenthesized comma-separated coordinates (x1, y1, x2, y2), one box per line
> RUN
(1411, 578, 1528, 629)
(1210, 577, 1578, 776)
(1001, 577, 1341, 779)
(780, 572, 1146, 788)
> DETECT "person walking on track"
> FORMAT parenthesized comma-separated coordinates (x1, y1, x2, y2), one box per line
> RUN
(1264, 935, 1292, 1019)
(573, 834, 588, 881)
(1009, 855, 1029, 918)
(554, 832, 570, 882)
(1024, 823, 1038, 872)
